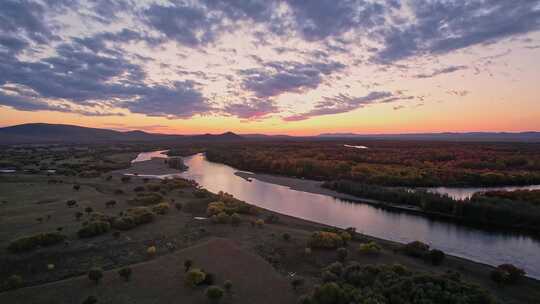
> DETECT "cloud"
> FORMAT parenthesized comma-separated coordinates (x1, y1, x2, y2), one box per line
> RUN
(414, 65, 468, 78)
(374, 0, 540, 62)
(240, 60, 345, 98)
(284, 91, 394, 121)
(223, 99, 278, 120)
(122, 81, 212, 119)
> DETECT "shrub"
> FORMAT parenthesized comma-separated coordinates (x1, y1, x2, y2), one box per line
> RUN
(358, 241, 381, 255)
(428, 249, 446, 265)
(304, 247, 312, 256)
(491, 264, 525, 285)
(402, 241, 429, 258)
(185, 268, 206, 287)
(326, 262, 343, 276)
(265, 213, 280, 224)
(73, 184, 80, 191)
(203, 272, 215, 285)
(336, 247, 348, 262)
(205, 286, 224, 302)
(175, 202, 183, 211)
(126, 207, 155, 225)
(66, 200, 77, 207)
(291, 276, 305, 291)
(78, 221, 110, 238)
(112, 216, 136, 230)
(147, 246, 157, 257)
(184, 260, 193, 272)
(114, 189, 124, 195)
(121, 176, 131, 183)
(152, 202, 170, 215)
(230, 213, 241, 226)
(105, 200, 116, 208)
(207, 202, 226, 216)
(308, 231, 343, 249)
(283, 233, 291, 241)
(82, 296, 98, 304)
(8, 232, 66, 252)
(224, 280, 232, 293)
(5, 275, 23, 290)
(339, 231, 351, 245)
(255, 219, 264, 228)
(194, 188, 211, 198)
(312, 282, 346, 304)
(84, 207, 93, 214)
(75, 211, 84, 221)
(212, 212, 230, 224)
(133, 186, 145, 192)
(88, 267, 103, 284)
(118, 267, 132, 281)
(129, 192, 163, 205)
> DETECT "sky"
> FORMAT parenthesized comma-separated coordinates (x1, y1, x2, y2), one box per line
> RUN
(0, 0, 539, 135)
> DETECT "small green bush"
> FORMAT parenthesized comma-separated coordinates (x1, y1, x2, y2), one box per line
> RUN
(291, 276, 305, 291)
(336, 247, 348, 262)
(4, 275, 23, 290)
(185, 268, 206, 287)
(78, 221, 110, 238)
(224, 280, 232, 292)
(491, 264, 526, 285)
(112, 216, 136, 230)
(283, 233, 291, 241)
(205, 285, 224, 302)
(175, 202, 183, 211)
(211, 212, 230, 224)
(118, 267, 132, 281)
(7, 232, 66, 253)
(402, 241, 429, 258)
(152, 202, 170, 215)
(82, 295, 98, 304)
(358, 241, 381, 255)
(428, 249, 446, 265)
(88, 267, 103, 284)
(308, 231, 343, 249)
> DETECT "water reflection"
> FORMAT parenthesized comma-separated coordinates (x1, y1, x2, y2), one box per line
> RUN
(427, 185, 540, 200)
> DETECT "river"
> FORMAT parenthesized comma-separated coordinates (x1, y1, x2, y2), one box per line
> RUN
(133, 151, 540, 278)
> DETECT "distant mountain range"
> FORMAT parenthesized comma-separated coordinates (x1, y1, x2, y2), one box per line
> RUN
(317, 132, 540, 142)
(1, 123, 539, 144)
(0, 123, 243, 144)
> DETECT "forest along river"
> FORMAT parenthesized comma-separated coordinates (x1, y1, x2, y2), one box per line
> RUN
(132, 151, 540, 279)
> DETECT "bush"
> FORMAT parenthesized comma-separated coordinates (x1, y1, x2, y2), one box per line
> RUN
(205, 286, 224, 302)
(224, 280, 232, 292)
(283, 233, 291, 241)
(184, 259, 193, 272)
(291, 276, 305, 291)
(336, 247, 348, 262)
(402, 241, 429, 258)
(185, 268, 206, 287)
(203, 272, 215, 285)
(8, 232, 66, 252)
(4, 275, 23, 290)
(255, 219, 264, 228)
(308, 231, 343, 249)
(118, 267, 132, 281)
(312, 282, 346, 304)
(207, 202, 226, 216)
(175, 202, 183, 211)
(358, 241, 381, 255)
(147, 246, 157, 257)
(211, 212, 230, 224)
(75, 211, 84, 221)
(88, 267, 103, 284)
(112, 216, 136, 230)
(491, 264, 526, 285)
(428, 249, 446, 265)
(126, 207, 155, 225)
(82, 296, 98, 304)
(78, 221, 110, 238)
(133, 186, 145, 192)
(326, 262, 343, 276)
(128, 193, 163, 206)
(152, 202, 170, 215)
(304, 247, 312, 256)
(339, 231, 351, 245)
(121, 176, 131, 183)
